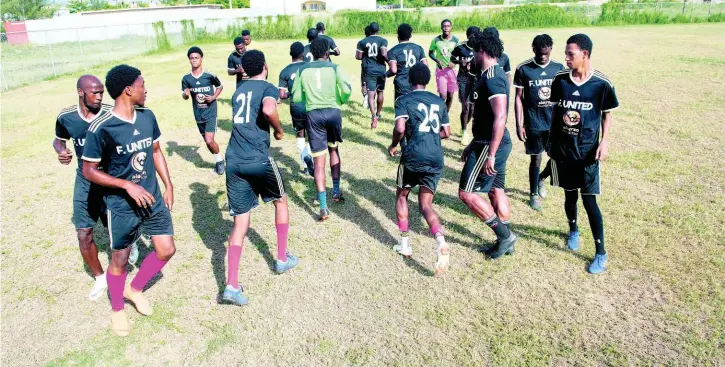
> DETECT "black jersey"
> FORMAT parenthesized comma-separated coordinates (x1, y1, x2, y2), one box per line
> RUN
(303, 43, 314, 63)
(451, 41, 474, 79)
(55, 103, 112, 172)
(549, 69, 619, 162)
(513, 59, 565, 132)
(181, 69, 222, 116)
(227, 51, 248, 84)
(394, 90, 450, 173)
(318, 34, 338, 55)
(278, 61, 306, 114)
(227, 80, 280, 164)
(82, 107, 163, 214)
(387, 42, 427, 95)
(356, 35, 388, 77)
(472, 65, 510, 142)
(498, 53, 511, 74)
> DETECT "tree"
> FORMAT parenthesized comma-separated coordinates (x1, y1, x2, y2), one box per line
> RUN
(1, 0, 57, 21)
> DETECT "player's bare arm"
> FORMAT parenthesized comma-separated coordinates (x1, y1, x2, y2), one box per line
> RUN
(53, 138, 73, 165)
(514, 87, 526, 142)
(485, 95, 508, 176)
(355, 49, 363, 61)
(388, 117, 406, 156)
(597, 111, 612, 161)
(182, 88, 190, 100)
(152, 141, 174, 210)
(205, 84, 223, 103)
(82, 160, 155, 209)
(440, 124, 452, 139)
(429, 50, 442, 69)
(262, 98, 284, 141)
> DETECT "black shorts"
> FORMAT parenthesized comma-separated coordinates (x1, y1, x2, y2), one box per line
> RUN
(226, 157, 286, 216)
(551, 159, 601, 195)
(107, 203, 174, 250)
(457, 76, 472, 104)
(396, 165, 441, 193)
(73, 173, 106, 229)
(361, 69, 366, 86)
(291, 107, 307, 133)
(365, 75, 386, 92)
(306, 108, 343, 156)
(459, 133, 513, 193)
(194, 105, 218, 135)
(525, 130, 549, 155)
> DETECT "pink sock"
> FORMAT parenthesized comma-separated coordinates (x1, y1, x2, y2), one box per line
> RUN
(276, 223, 289, 262)
(130, 251, 168, 291)
(398, 220, 409, 233)
(431, 225, 443, 237)
(107, 271, 127, 311)
(227, 245, 242, 289)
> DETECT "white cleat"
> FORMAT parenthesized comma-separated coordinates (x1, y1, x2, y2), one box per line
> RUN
(393, 237, 413, 257)
(433, 236, 450, 276)
(89, 275, 108, 301)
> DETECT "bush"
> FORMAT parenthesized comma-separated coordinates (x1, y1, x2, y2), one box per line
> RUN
(152, 21, 171, 52)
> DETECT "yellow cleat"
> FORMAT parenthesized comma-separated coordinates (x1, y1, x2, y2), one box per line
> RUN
(124, 284, 153, 316)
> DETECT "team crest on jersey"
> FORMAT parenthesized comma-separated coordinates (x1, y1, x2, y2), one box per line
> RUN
(196, 93, 207, 103)
(130, 152, 148, 184)
(538, 87, 552, 101)
(563, 111, 581, 126)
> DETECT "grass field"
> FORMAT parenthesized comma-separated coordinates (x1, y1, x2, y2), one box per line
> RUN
(1, 23, 724, 366)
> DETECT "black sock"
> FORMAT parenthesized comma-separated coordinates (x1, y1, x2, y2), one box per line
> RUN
(564, 190, 579, 233)
(502, 220, 511, 232)
(529, 155, 542, 195)
(582, 195, 605, 255)
(485, 215, 511, 240)
(540, 160, 552, 181)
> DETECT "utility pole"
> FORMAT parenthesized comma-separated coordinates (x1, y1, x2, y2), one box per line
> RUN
(400, 0, 404, 9)
(229, 0, 232, 9)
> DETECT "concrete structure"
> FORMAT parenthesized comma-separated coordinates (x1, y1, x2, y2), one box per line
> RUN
(250, 0, 375, 15)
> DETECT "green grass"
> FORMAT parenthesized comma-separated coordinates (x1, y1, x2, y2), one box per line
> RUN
(2, 23, 725, 366)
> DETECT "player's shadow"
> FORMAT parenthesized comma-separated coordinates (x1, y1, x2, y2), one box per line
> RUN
(189, 182, 276, 301)
(269, 147, 334, 220)
(217, 97, 232, 107)
(166, 141, 215, 169)
(217, 118, 233, 133)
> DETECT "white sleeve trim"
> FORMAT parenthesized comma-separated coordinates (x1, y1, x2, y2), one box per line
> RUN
(603, 106, 619, 112)
(488, 94, 506, 100)
(81, 156, 102, 162)
(263, 96, 279, 102)
(278, 87, 288, 91)
(356, 49, 363, 52)
(441, 122, 451, 126)
(55, 136, 69, 141)
(513, 85, 524, 89)
(505, 71, 512, 75)
(153, 137, 162, 143)
(394, 115, 409, 121)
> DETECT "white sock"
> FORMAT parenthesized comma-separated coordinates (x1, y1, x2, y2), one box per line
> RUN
(296, 137, 307, 163)
(95, 275, 107, 284)
(214, 153, 223, 163)
(303, 144, 311, 159)
(435, 234, 447, 247)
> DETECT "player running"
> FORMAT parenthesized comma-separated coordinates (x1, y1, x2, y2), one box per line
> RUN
(222, 50, 298, 306)
(228, 36, 248, 87)
(53, 75, 112, 300)
(279, 42, 314, 176)
(356, 22, 388, 128)
(514, 34, 564, 211)
(359, 25, 372, 110)
(303, 28, 318, 63)
(388, 63, 451, 275)
(548, 34, 619, 274)
(429, 19, 459, 112)
(292, 38, 352, 221)
(458, 33, 518, 260)
(82, 65, 176, 337)
(181, 46, 225, 175)
(451, 26, 480, 144)
(316, 22, 341, 57)
(386, 23, 428, 100)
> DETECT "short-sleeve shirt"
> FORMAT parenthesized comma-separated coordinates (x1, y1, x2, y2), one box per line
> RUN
(356, 35, 388, 77)
(278, 61, 306, 114)
(549, 69, 619, 162)
(387, 42, 427, 94)
(451, 41, 474, 79)
(292, 61, 352, 111)
(303, 43, 314, 63)
(498, 53, 512, 74)
(472, 65, 510, 142)
(227, 51, 248, 84)
(319, 34, 337, 54)
(55, 103, 112, 173)
(226, 80, 280, 164)
(513, 59, 565, 132)
(181, 70, 222, 115)
(429, 35, 459, 69)
(82, 108, 163, 214)
(394, 90, 450, 173)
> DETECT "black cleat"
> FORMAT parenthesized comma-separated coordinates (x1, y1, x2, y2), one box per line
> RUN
(489, 233, 518, 260)
(303, 155, 314, 177)
(215, 161, 226, 175)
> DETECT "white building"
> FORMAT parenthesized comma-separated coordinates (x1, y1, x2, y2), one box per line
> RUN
(249, 0, 376, 15)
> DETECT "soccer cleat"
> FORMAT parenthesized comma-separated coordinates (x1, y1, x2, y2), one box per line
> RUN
(319, 208, 330, 221)
(538, 178, 548, 199)
(433, 236, 450, 275)
(529, 196, 543, 211)
(303, 156, 314, 177)
(332, 192, 345, 203)
(110, 310, 130, 337)
(275, 253, 299, 274)
(123, 285, 153, 316)
(221, 285, 249, 306)
(566, 231, 580, 251)
(461, 130, 469, 145)
(89, 275, 108, 301)
(479, 239, 499, 255)
(588, 253, 608, 274)
(489, 233, 518, 260)
(215, 160, 226, 175)
(371, 115, 379, 129)
(128, 239, 140, 267)
(393, 236, 413, 257)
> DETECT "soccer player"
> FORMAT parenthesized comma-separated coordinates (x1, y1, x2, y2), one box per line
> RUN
(458, 33, 518, 259)
(279, 42, 314, 176)
(388, 62, 451, 275)
(514, 34, 564, 211)
(181, 46, 225, 175)
(429, 19, 459, 112)
(386, 23, 428, 100)
(222, 50, 298, 306)
(355, 22, 388, 128)
(548, 34, 619, 274)
(482, 27, 512, 92)
(451, 26, 479, 143)
(54, 75, 112, 300)
(360, 25, 372, 109)
(241, 29, 252, 48)
(228, 36, 248, 87)
(316, 22, 340, 57)
(303, 28, 318, 63)
(292, 38, 352, 221)
(82, 65, 176, 337)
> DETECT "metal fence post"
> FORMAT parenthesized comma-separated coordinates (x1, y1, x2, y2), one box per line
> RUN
(76, 28, 86, 71)
(47, 31, 58, 77)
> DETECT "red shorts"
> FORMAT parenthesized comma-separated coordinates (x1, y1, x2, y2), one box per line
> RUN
(435, 67, 458, 96)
